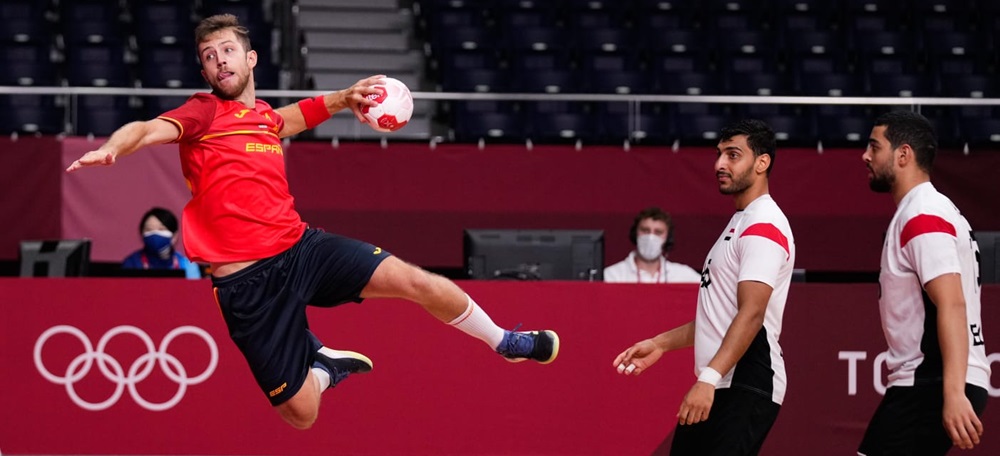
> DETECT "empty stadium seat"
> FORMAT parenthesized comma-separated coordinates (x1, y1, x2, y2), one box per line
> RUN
(0, 95, 63, 134)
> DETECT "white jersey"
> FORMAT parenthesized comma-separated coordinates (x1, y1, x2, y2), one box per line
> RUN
(695, 194, 795, 405)
(603, 251, 703, 283)
(878, 182, 990, 389)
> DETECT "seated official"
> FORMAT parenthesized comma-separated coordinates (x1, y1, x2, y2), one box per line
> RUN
(604, 207, 702, 283)
(122, 207, 201, 279)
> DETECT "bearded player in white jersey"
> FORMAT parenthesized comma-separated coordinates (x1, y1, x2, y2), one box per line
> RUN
(858, 111, 990, 455)
(613, 119, 795, 455)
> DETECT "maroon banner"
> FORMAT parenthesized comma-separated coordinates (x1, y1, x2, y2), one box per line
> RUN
(0, 137, 62, 259)
(1, 140, 997, 272)
(1, 279, 997, 455)
(60, 138, 191, 262)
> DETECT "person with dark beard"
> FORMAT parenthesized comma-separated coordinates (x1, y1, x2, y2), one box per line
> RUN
(66, 14, 559, 430)
(613, 119, 795, 455)
(857, 111, 989, 455)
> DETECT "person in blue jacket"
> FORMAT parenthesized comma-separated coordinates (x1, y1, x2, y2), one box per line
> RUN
(123, 207, 201, 279)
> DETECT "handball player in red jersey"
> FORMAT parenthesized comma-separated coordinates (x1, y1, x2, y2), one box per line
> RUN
(66, 14, 559, 430)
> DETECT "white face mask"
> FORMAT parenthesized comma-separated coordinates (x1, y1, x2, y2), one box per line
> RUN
(636, 233, 666, 261)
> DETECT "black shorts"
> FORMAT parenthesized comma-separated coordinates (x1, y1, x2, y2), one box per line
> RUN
(211, 228, 391, 406)
(858, 383, 989, 456)
(670, 387, 781, 456)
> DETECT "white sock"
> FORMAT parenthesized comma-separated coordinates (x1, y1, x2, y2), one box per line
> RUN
(448, 295, 506, 349)
(311, 367, 331, 391)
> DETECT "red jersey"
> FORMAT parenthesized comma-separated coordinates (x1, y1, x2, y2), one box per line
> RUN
(158, 93, 306, 263)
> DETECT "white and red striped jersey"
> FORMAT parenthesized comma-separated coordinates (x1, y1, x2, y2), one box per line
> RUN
(695, 194, 795, 405)
(878, 182, 990, 389)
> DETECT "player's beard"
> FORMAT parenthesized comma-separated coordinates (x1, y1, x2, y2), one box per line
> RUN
(718, 165, 754, 195)
(211, 70, 251, 100)
(867, 162, 895, 193)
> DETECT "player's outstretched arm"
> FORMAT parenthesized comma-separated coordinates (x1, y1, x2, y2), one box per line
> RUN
(925, 273, 983, 450)
(66, 119, 180, 173)
(613, 320, 695, 376)
(275, 74, 385, 138)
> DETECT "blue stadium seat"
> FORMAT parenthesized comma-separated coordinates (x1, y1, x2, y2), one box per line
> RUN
(0, 44, 56, 86)
(140, 45, 203, 88)
(940, 74, 997, 98)
(783, 30, 847, 57)
(134, 2, 195, 47)
(429, 25, 496, 53)
(508, 50, 572, 72)
(597, 107, 675, 143)
(425, 8, 484, 29)
(729, 73, 793, 96)
(633, 11, 683, 34)
(815, 115, 872, 145)
(657, 73, 723, 96)
(578, 53, 641, 73)
(512, 69, 577, 93)
(142, 96, 190, 119)
(454, 112, 524, 142)
(439, 49, 498, 72)
(770, 0, 837, 17)
(441, 68, 509, 92)
(61, 2, 122, 45)
(573, 27, 632, 54)
(65, 44, 131, 87)
(526, 112, 598, 142)
(640, 29, 712, 56)
(911, 0, 973, 16)
(583, 70, 654, 94)
(868, 74, 933, 97)
(76, 98, 137, 136)
(650, 54, 710, 76)
(798, 72, 865, 97)
(0, 0, 49, 44)
(715, 31, 776, 56)
(676, 114, 730, 143)
(761, 115, 817, 144)
(851, 31, 915, 58)
(960, 118, 1000, 145)
(0, 95, 62, 134)
(500, 26, 566, 54)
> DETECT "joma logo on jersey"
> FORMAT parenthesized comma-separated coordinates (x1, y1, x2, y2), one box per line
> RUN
(235, 109, 251, 119)
(245, 143, 284, 155)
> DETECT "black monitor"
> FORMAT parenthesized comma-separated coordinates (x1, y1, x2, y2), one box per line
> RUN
(463, 229, 604, 281)
(19, 239, 92, 277)
(976, 231, 1000, 284)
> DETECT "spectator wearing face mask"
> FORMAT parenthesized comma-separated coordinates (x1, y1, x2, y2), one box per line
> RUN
(122, 207, 201, 279)
(604, 207, 702, 284)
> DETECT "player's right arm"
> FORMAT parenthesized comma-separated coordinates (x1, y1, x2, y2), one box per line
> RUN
(925, 273, 983, 450)
(613, 320, 695, 376)
(66, 119, 179, 172)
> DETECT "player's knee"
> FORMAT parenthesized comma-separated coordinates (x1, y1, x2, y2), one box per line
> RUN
(282, 412, 317, 430)
(278, 405, 318, 430)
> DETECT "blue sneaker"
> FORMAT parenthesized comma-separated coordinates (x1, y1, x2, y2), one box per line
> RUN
(496, 328, 560, 364)
(312, 347, 373, 388)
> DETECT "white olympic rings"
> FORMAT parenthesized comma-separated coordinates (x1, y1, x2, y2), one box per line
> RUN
(34, 325, 219, 411)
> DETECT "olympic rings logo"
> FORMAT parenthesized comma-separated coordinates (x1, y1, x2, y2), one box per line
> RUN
(34, 325, 218, 411)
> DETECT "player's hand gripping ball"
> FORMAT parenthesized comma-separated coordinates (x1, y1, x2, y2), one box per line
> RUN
(359, 77, 413, 132)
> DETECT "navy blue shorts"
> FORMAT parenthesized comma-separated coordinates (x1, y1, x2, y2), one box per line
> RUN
(211, 228, 391, 406)
(670, 387, 780, 456)
(858, 383, 988, 456)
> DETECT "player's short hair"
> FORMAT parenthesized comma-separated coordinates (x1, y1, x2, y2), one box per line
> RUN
(140, 207, 179, 235)
(629, 207, 675, 253)
(195, 14, 252, 53)
(874, 110, 937, 173)
(720, 119, 777, 175)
